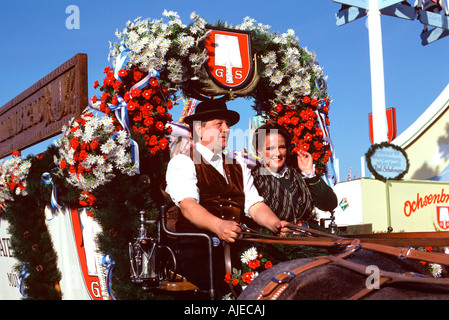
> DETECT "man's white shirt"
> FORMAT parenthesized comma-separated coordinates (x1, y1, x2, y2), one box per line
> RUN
(165, 143, 263, 216)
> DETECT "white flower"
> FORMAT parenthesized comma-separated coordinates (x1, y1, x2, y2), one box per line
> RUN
(115, 147, 126, 158)
(104, 163, 114, 172)
(116, 130, 128, 144)
(251, 272, 259, 281)
(241, 247, 258, 264)
(101, 138, 116, 154)
(101, 117, 114, 127)
(86, 154, 96, 166)
(430, 263, 443, 278)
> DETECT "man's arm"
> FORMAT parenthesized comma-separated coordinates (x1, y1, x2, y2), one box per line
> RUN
(248, 202, 289, 235)
(179, 198, 241, 243)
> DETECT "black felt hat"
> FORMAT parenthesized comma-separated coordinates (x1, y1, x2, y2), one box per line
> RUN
(183, 100, 240, 126)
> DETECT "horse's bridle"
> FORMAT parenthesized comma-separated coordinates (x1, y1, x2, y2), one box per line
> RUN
(227, 224, 449, 300)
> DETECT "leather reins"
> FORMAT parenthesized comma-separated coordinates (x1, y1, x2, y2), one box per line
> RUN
(228, 224, 449, 300)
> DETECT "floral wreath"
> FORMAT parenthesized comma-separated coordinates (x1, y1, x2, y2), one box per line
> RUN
(107, 10, 333, 175)
(0, 151, 30, 211)
(53, 109, 140, 207)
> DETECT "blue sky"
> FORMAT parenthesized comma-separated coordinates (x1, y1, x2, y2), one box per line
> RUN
(1, 0, 448, 182)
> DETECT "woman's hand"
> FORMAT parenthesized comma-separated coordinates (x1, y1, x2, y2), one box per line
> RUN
(297, 150, 313, 175)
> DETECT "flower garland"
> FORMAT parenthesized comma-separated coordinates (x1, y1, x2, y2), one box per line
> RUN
(108, 11, 209, 97)
(0, 151, 31, 211)
(92, 66, 173, 157)
(54, 109, 139, 207)
(107, 11, 332, 174)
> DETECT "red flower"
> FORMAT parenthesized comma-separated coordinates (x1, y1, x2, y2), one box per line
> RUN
(131, 88, 141, 98)
(93, 80, 100, 89)
(242, 272, 253, 284)
(155, 121, 164, 131)
(87, 194, 96, 206)
(224, 271, 231, 283)
(118, 69, 127, 77)
(248, 259, 261, 270)
(138, 127, 148, 134)
(101, 92, 111, 101)
(103, 76, 114, 86)
(159, 137, 168, 150)
(124, 92, 130, 102)
(133, 113, 142, 122)
(150, 78, 158, 87)
(156, 106, 166, 114)
(127, 100, 138, 111)
(144, 118, 154, 127)
(303, 96, 311, 104)
(12, 150, 20, 157)
(134, 71, 143, 81)
(304, 132, 313, 142)
(305, 120, 314, 130)
(80, 142, 89, 150)
(148, 135, 158, 146)
(70, 137, 80, 150)
(301, 143, 310, 152)
(60, 160, 67, 170)
(232, 278, 239, 287)
(275, 104, 283, 113)
(142, 90, 152, 100)
(167, 101, 173, 110)
(113, 80, 121, 90)
(90, 140, 99, 150)
(79, 150, 88, 161)
(265, 261, 273, 269)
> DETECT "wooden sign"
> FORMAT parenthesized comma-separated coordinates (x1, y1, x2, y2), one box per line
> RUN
(0, 54, 87, 158)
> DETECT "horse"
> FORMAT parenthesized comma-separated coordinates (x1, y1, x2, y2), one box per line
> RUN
(237, 226, 449, 300)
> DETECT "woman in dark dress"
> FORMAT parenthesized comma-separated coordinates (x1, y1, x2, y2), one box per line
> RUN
(251, 122, 337, 228)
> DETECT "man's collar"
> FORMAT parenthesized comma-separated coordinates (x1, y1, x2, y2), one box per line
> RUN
(195, 143, 222, 162)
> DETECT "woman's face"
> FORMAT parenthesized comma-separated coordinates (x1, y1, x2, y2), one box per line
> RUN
(261, 133, 288, 173)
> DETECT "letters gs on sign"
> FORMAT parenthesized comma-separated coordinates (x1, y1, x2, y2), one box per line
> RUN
(204, 27, 254, 90)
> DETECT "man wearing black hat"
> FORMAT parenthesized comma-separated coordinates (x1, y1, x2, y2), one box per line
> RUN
(165, 99, 288, 298)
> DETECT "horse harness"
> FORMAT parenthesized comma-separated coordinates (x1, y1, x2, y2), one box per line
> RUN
(233, 224, 449, 300)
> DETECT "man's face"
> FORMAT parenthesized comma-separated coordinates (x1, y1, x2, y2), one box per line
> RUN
(195, 118, 231, 152)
